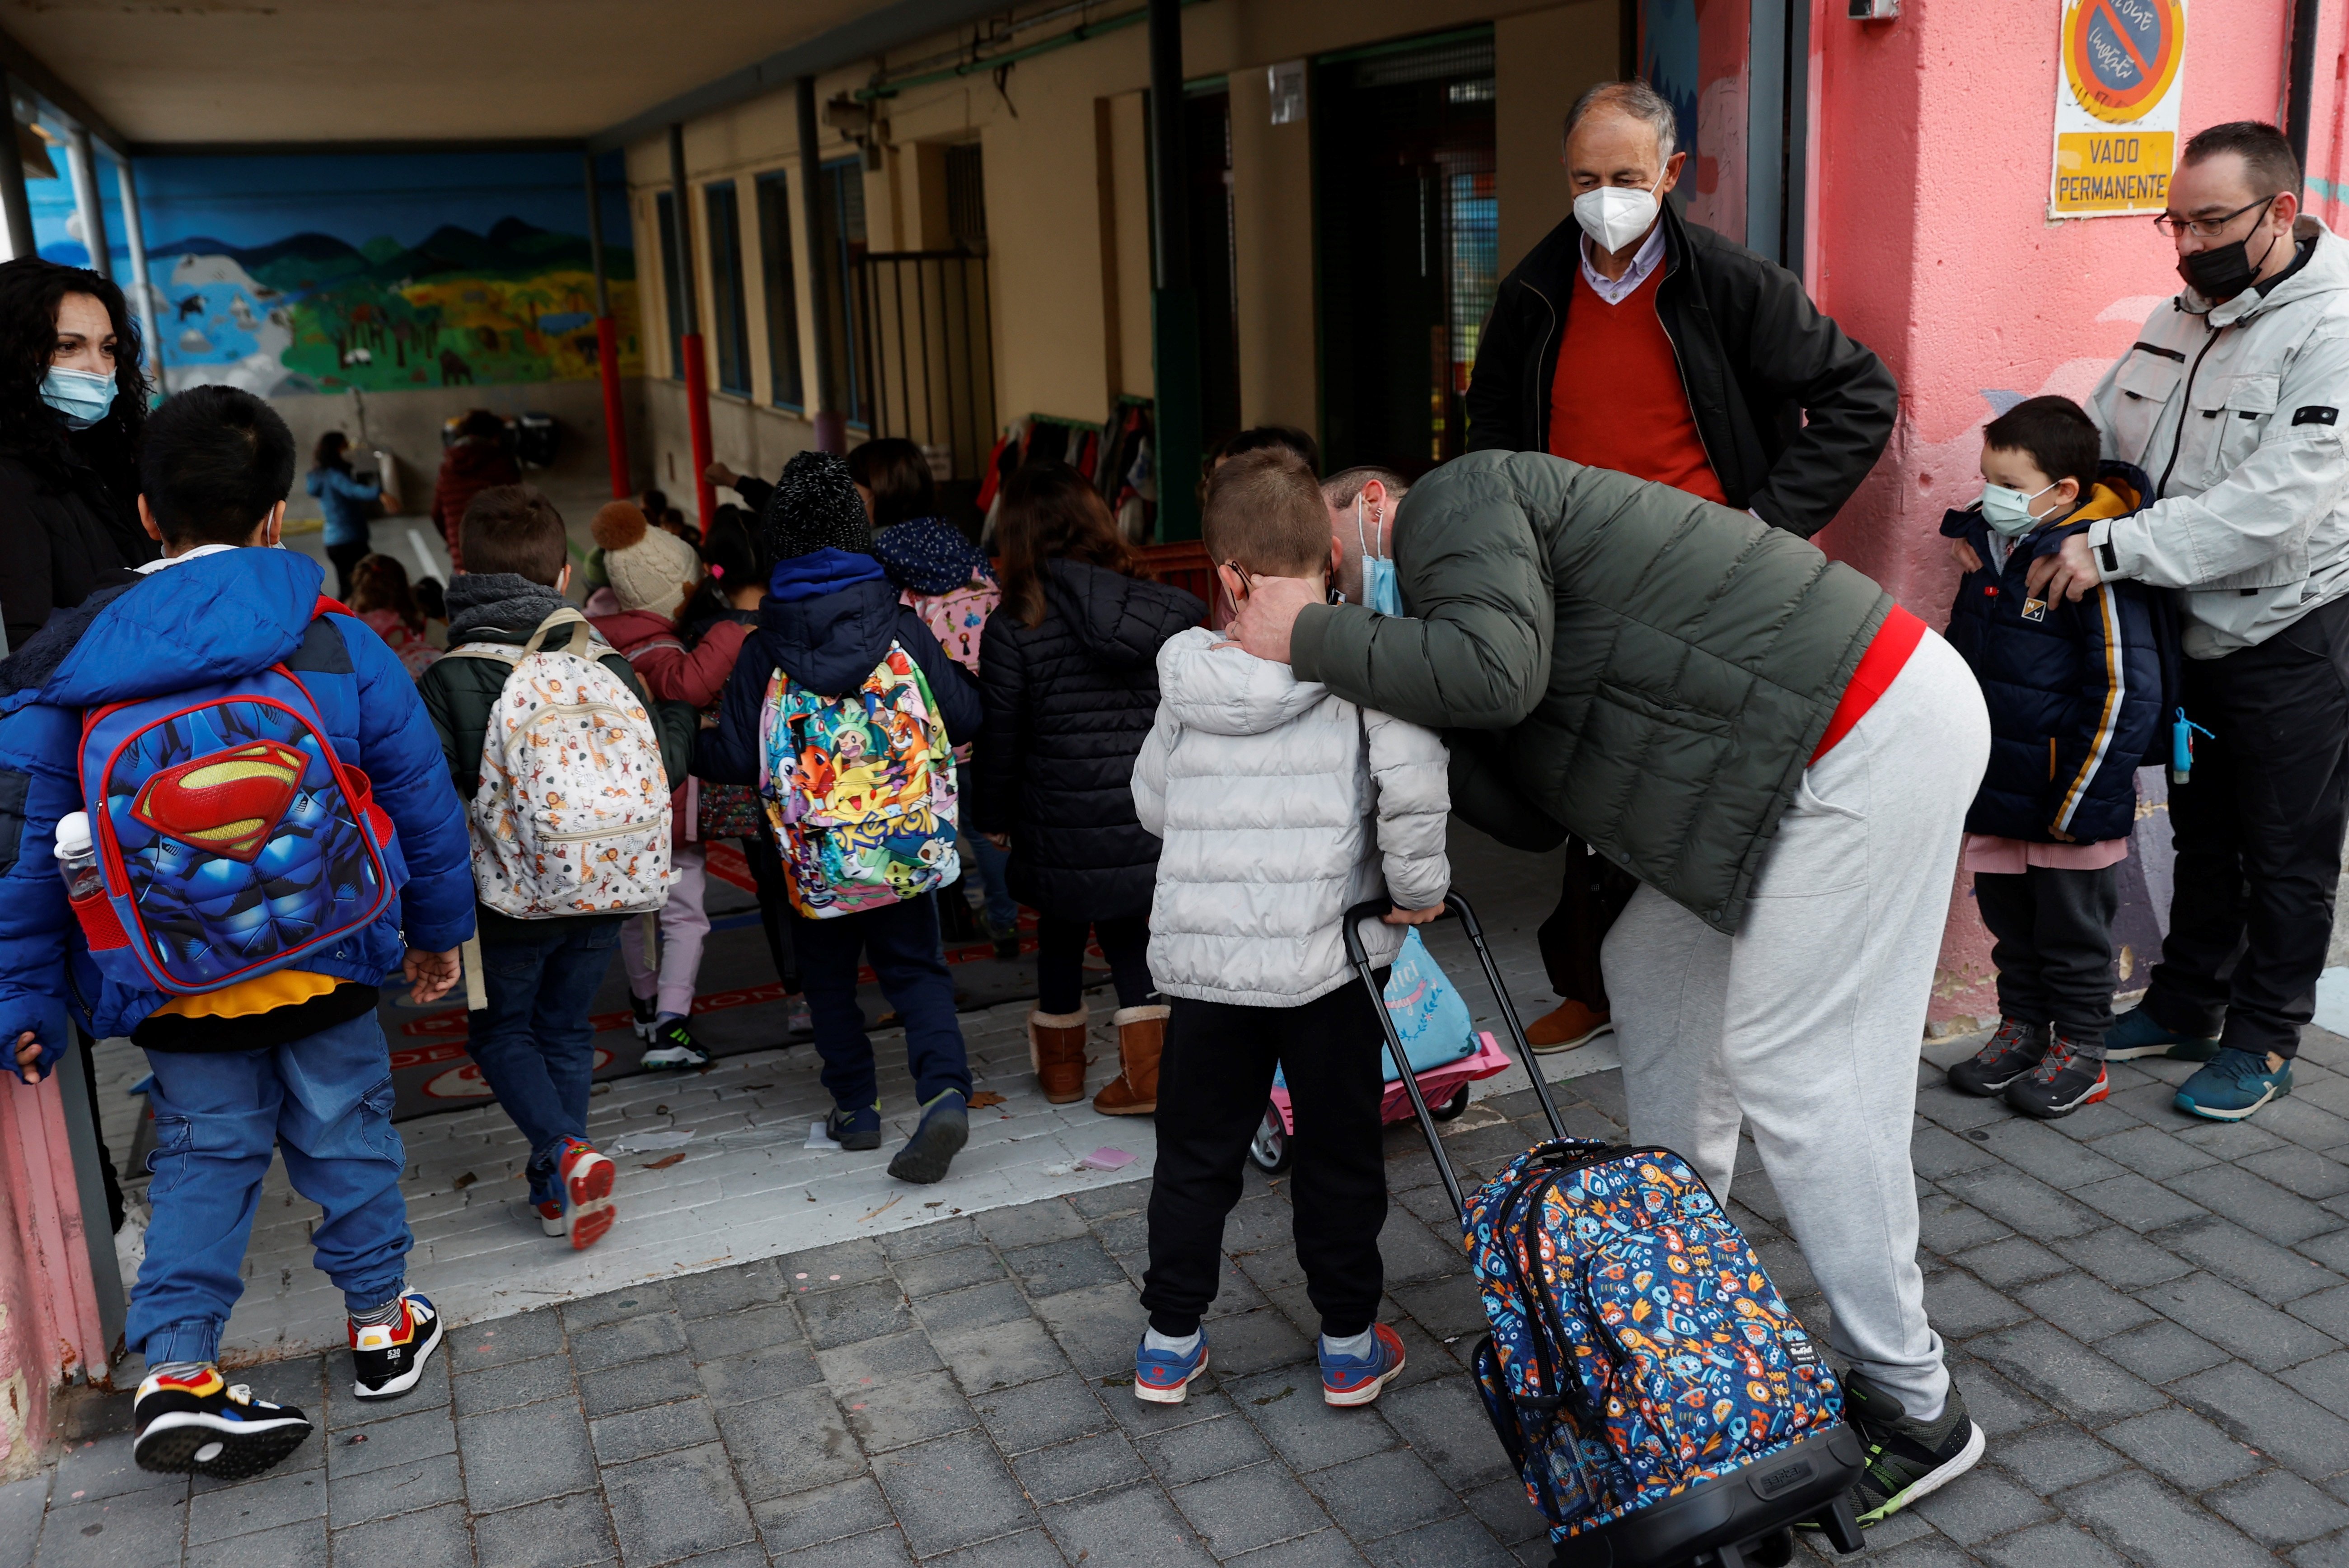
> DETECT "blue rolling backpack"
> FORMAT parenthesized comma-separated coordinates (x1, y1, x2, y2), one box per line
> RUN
(1343, 896, 1867, 1568)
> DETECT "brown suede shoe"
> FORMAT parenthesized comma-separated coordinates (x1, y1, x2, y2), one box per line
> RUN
(1094, 1004, 1167, 1115)
(1526, 999, 1612, 1055)
(1028, 1008, 1089, 1104)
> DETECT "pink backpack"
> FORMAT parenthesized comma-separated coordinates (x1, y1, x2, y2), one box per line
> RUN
(902, 578, 998, 674)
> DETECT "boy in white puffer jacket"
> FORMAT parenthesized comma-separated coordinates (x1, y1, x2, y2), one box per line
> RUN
(1126, 447, 1451, 1411)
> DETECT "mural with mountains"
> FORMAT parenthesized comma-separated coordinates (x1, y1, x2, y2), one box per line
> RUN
(93, 151, 643, 395)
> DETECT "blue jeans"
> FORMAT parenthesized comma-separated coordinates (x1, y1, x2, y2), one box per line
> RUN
(133, 1012, 411, 1366)
(468, 919, 620, 1204)
(793, 894, 971, 1111)
(960, 829, 1017, 931)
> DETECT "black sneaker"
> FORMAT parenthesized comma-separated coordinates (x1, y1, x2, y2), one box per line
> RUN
(132, 1365, 312, 1478)
(351, 1289, 445, 1400)
(889, 1090, 969, 1184)
(2004, 1031, 2109, 1120)
(1944, 1018, 2048, 1097)
(629, 992, 658, 1042)
(641, 1016, 709, 1069)
(1842, 1372, 1985, 1526)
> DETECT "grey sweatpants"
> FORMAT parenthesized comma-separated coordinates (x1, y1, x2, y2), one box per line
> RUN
(1602, 629, 1989, 1420)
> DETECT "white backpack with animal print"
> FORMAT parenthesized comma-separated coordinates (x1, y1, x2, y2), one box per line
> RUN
(447, 608, 675, 919)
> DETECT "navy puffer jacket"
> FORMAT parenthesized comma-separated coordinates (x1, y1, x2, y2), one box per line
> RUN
(1940, 469, 2168, 845)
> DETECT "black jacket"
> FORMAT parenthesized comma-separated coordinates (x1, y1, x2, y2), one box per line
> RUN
(971, 560, 1202, 921)
(0, 434, 154, 651)
(1464, 203, 1898, 539)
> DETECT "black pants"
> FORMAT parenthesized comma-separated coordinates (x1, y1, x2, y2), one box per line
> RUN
(326, 539, 371, 600)
(1035, 914, 1153, 1013)
(1975, 864, 2119, 1047)
(737, 831, 800, 993)
(2144, 595, 2349, 1061)
(1141, 979, 1388, 1339)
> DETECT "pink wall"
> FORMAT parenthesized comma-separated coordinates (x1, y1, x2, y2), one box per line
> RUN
(0, 1077, 108, 1479)
(1805, 0, 2313, 1021)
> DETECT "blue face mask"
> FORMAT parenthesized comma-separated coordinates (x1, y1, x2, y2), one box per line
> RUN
(40, 365, 115, 429)
(1357, 495, 1402, 616)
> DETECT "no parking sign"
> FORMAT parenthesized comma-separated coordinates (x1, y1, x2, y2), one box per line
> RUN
(2050, 0, 2188, 218)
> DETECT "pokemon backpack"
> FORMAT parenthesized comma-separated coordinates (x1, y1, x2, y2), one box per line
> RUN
(72, 617, 400, 995)
(756, 642, 959, 918)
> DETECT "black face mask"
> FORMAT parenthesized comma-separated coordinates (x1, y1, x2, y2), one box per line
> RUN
(2179, 201, 2281, 302)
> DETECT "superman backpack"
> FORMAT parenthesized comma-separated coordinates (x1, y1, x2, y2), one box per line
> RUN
(70, 615, 400, 996)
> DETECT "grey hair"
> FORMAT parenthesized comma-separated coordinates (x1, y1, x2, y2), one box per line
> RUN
(1322, 465, 1409, 509)
(1562, 79, 1679, 162)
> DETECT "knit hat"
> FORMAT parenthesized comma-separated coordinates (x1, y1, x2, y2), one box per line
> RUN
(592, 500, 701, 621)
(763, 451, 873, 560)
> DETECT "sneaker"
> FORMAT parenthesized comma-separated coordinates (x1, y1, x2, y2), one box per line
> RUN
(641, 1016, 709, 1069)
(1525, 999, 1612, 1055)
(1319, 1323, 1408, 1407)
(2175, 1047, 2293, 1121)
(629, 992, 658, 1042)
(552, 1137, 616, 1250)
(1841, 1372, 1986, 1526)
(784, 994, 815, 1040)
(888, 1089, 969, 1184)
(981, 912, 1022, 962)
(2003, 1032, 2109, 1119)
(350, 1289, 445, 1401)
(2104, 1006, 2222, 1062)
(1945, 1018, 2049, 1097)
(536, 1199, 566, 1238)
(132, 1365, 312, 1478)
(1133, 1328, 1211, 1405)
(827, 1102, 882, 1150)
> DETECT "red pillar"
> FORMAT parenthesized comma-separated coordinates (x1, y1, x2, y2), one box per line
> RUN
(596, 317, 629, 500)
(682, 332, 716, 539)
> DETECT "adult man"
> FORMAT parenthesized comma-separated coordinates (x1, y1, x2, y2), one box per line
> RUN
(1463, 79, 1897, 1049)
(1235, 451, 1990, 1527)
(2032, 121, 2349, 1123)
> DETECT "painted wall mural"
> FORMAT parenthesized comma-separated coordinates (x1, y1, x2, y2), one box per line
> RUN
(31, 149, 640, 396)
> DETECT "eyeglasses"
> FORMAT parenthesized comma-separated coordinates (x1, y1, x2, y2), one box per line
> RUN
(2153, 196, 2274, 239)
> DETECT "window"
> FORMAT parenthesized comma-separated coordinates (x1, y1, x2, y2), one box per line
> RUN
(656, 191, 685, 382)
(706, 182, 752, 397)
(756, 173, 805, 410)
(945, 142, 987, 249)
(815, 157, 870, 427)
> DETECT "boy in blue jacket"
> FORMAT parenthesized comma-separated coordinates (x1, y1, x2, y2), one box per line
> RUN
(0, 387, 475, 1477)
(1938, 395, 2165, 1119)
(699, 452, 982, 1184)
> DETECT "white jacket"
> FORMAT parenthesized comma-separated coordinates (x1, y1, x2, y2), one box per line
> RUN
(1132, 627, 1451, 1008)
(2087, 216, 2349, 656)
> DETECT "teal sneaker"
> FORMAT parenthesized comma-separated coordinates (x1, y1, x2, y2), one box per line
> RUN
(888, 1089, 969, 1184)
(2175, 1048, 2293, 1121)
(2105, 1006, 2222, 1063)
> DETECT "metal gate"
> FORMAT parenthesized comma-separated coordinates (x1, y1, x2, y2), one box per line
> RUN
(853, 249, 996, 483)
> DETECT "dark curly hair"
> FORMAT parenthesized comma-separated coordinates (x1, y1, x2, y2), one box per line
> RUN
(0, 257, 149, 477)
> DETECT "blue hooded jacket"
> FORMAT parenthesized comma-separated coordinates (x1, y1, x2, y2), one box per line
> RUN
(0, 548, 475, 1065)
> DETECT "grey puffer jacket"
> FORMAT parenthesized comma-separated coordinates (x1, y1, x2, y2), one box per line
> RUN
(1132, 628, 1450, 1007)
(1288, 450, 1890, 935)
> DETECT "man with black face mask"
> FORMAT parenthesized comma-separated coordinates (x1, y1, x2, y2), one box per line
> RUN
(2034, 120, 2349, 1124)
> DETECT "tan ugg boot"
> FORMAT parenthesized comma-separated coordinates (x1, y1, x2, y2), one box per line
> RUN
(1028, 1008, 1090, 1104)
(1094, 1004, 1168, 1115)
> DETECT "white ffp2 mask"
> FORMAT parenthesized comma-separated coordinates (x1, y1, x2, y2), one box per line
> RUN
(1572, 178, 1664, 256)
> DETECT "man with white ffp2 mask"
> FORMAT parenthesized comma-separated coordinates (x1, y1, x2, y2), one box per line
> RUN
(1461, 78, 1900, 1053)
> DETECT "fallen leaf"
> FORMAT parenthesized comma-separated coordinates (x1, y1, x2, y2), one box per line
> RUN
(655, 1105, 670, 1115)
(641, 1153, 687, 1170)
(1098, 1374, 1134, 1387)
(969, 1091, 1006, 1108)
(452, 1172, 476, 1190)
(345, 1433, 369, 1445)
(1252, 1385, 1295, 1407)
(859, 1195, 903, 1223)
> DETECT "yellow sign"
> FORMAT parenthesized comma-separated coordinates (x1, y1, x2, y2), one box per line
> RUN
(2053, 131, 2175, 215)
(2051, 0, 2187, 218)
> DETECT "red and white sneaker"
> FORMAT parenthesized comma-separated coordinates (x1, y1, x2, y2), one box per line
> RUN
(350, 1289, 445, 1400)
(548, 1137, 616, 1250)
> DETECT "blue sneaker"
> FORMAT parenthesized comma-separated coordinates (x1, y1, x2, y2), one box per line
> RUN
(1134, 1328, 1211, 1405)
(2105, 1007, 2221, 1062)
(1320, 1323, 1408, 1407)
(887, 1089, 969, 1184)
(2175, 1048, 2293, 1121)
(826, 1102, 882, 1151)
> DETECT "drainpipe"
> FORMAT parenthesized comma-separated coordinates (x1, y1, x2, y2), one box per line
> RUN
(1146, 0, 1201, 541)
(585, 153, 631, 499)
(114, 156, 163, 399)
(669, 124, 716, 533)
(799, 77, 846, 455)
(63, 125, 108, 279)
(2287, 0, 2323, 175)
(0, 78, 34, 262)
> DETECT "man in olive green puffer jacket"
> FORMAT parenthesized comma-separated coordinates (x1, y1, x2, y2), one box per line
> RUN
(1232, 448, 1994, 1525)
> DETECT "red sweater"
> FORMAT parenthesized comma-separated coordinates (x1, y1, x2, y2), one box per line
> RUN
(1546, 264, 1727, 506)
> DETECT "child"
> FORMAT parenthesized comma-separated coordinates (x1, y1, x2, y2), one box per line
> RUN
(417, 485, 697, 1246)
(1940, 395, 2164, 1118)
(0, 387, 475, 1474)
(1128, 445, 1450, 1407)
(347, 551, 441, 677)
(971, 463, 1201, 1111)
(697, 452, 982, 1184)
(589, 499, 756, 1066)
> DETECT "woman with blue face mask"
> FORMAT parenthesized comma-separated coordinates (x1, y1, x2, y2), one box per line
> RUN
(0, 257, 155, 654)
